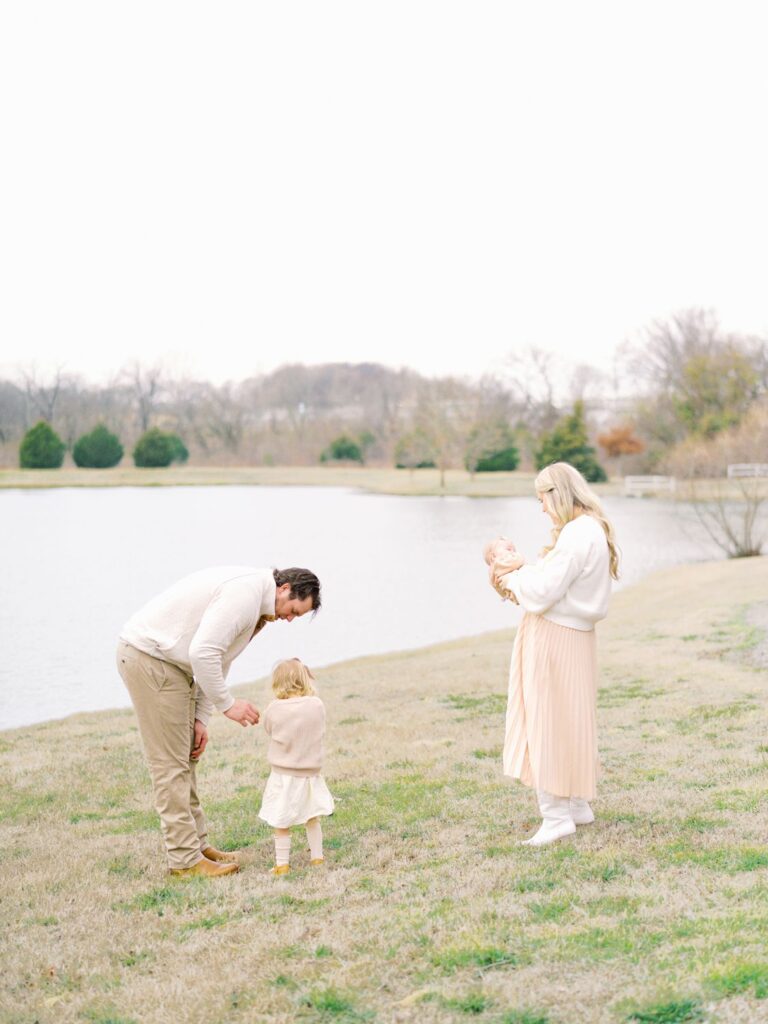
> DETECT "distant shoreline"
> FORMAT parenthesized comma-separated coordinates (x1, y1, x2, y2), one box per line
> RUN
(0, 464, 625, 497)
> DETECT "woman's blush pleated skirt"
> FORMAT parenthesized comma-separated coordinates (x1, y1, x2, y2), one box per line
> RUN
(502, 612, 599, 800)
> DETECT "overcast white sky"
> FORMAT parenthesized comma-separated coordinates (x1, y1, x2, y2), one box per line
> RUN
(1, 1, 767, 387)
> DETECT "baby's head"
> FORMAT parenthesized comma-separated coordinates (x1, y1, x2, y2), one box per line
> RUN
(271, 658, 316, 699)
(483, 536, 516, 565)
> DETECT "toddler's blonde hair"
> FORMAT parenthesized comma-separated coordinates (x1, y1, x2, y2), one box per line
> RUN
(535, 462, 621, 580)
(271, 658, 316, 699)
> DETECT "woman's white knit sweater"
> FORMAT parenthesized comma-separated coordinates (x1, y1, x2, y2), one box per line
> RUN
(502, 514, 611, 630)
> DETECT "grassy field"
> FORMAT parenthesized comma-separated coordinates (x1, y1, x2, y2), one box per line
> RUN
(2, 557, 767, 1024)
(0, 465, 624, 498)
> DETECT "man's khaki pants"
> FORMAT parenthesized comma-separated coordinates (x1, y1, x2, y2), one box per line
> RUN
(117, 641, 207, 869)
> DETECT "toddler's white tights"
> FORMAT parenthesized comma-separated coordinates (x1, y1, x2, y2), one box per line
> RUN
(305, 817, 323, 860)
(274, 831, 291, 866)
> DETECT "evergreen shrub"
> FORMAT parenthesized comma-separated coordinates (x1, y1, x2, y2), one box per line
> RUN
(535, 401, 607, 483)
(19, 421, 66, 469)
(320, 436, 364, 463)
(72, 424, 124, 468)
(133, 428, 188, 468)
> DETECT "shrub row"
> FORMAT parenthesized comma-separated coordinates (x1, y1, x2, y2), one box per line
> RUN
(18, 422, 189, 469)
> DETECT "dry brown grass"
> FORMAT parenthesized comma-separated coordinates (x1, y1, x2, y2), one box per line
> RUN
(0, 465, 624, 498)
(2, 558, 767, 1024)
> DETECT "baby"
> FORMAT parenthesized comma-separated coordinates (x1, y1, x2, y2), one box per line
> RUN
(483, 536, 522, 602)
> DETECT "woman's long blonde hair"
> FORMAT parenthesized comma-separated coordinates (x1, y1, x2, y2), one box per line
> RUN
(271, 658, 316, 699)
(535, 462, 620, 580)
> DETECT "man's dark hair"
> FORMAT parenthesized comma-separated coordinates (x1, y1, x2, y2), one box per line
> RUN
(273, 567, 322, 612)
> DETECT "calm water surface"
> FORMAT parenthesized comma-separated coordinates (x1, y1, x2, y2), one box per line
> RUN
(0, 486, 723, 729)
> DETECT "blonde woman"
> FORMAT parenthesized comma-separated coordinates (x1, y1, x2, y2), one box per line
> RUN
(258, 658, 335, 875)
(488, 462, 619, 845)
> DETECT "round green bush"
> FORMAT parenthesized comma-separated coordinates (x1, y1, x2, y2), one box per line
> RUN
(474, 446, 520, 472)
(320, 435, 364, 463)
(134, 429, 172, 468)
(19, 421, 66, 469)
(72, 424, 124, 468)
(169, 434, 189, 464)
(133, 429, 189, 467)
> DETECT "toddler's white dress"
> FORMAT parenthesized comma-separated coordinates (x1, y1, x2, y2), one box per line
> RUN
(259, 772, 334, 828)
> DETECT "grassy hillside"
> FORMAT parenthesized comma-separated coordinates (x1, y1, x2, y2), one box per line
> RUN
(1, 557, 767, 1024)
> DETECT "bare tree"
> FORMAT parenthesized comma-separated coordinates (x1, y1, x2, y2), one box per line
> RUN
(18, 364, 70, 425)
(121, 361, 166, 432)
(669, 401, 768, 558)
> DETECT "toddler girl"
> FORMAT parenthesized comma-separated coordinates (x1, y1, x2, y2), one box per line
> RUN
(258, 658, 335, 875)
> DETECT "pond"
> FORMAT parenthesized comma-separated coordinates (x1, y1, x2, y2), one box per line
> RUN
(0, 486, 724, 729)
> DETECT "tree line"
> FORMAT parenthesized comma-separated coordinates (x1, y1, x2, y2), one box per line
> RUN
(3, 309, 767, 480)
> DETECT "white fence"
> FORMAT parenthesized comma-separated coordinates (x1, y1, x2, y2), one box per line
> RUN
(624, 475, 677, 497)
(727, 463, 768, 479)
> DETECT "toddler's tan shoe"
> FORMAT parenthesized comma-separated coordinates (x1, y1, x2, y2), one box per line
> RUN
(309, 859, 325, 867)
(170, 858, 239, 879)
(269, 864, 290, 877)
(202, 845, 239, 864)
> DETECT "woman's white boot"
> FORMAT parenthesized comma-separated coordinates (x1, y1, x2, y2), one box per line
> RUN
(570, 798, 595, 826)
(521, 791, 576, 846)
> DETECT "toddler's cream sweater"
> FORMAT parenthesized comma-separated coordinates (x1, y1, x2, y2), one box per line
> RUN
(263, 696, 326, 777)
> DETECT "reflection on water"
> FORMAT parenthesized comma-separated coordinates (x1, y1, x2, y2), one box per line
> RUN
(0, 486, 726, 729)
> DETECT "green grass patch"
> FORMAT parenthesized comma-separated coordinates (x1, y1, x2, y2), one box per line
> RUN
(105, 855, 144, 879)
(0, 789, 59, 823)
(585, 895, 641, 916)
(118, 884, 204, 915)
(301, 987, 374, 1021)
(442, 693, 507, 718)
(560, 924, 664, 963)
(197, 785, 266, 850)
(473, 747, 502, 760)
(272, 974, 299, 990)
(275, 895, 331, 914)
(579, 857, 628, 882)
(705, 959, 768, 998)
(528, 898, 572, 922)
(663, 840, 768, 873)
(711, 788, 765, 812)
(106, 808, 160, 834)
(182, 912, 234, 932)
(431, 947, 519, 973)
(598, 679, 666, 708)
(333, 775, 451, 834)
(441, 990, 489, 1014)
(498, 1013, 551, 1024)
(678, 814, 726, 832)
(625, 999, 704, 1022)
(117, 951, 152, 968)
(83, 1011, 138, 1024)
(514, 875, 557, 893)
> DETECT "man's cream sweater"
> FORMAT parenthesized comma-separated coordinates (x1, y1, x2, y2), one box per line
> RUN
(120, 566, 276, 724)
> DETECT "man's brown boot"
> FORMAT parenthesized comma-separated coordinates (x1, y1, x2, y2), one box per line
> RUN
(202, 845, 239, 864)
(169, 858, 239, 878)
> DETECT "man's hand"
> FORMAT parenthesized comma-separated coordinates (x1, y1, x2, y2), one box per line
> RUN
(223, 699, 260, 727)
(191, 720, 208, 760)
